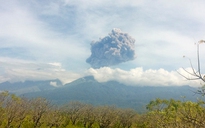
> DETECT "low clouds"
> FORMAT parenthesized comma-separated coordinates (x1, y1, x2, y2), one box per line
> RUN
(0, 57, 201, 87)
(88, 67, 201, 87)
(0, 57, 81, 84)
(86, 28, 136, 68)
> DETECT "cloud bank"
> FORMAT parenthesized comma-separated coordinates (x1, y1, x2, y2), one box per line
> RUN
(86, 28, 136, 68)
(0, 57, 202, 87)
(87, 67, 201, 87)
(0, 57, 81, 84)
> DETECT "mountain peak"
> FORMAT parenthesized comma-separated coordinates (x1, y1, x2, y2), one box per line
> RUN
(64, 76, 96, 87)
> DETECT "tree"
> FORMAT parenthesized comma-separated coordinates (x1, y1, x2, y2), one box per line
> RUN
(78, 104, 96, 128)
(95, 106, 118, 128)
(177, 40, 205, 95)
(45, 106, 64, 128)
(138, 98, 205, 128)
(117, 108, 136, 128)
(0, 93, 29, 128)
(178, 100, 205, 127)
(0, 91, 9, 126)
(29, 98, 51, 128)
(62, 101, 86, 126)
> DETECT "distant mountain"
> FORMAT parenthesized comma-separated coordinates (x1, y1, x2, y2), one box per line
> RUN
(0, 79, 63, 95)
(22, 76, 200, 112)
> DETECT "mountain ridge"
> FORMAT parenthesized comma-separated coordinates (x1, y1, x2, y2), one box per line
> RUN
(0, 76, 199, 112)
(21, 76, 199, 112)
(0, 79, 63, 95)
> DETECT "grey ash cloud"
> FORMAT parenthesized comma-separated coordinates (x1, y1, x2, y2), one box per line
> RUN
(86, 28, 136, 68)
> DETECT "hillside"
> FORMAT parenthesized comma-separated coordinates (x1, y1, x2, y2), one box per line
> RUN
(0, 79, 63, 95)
(23, 76, 200, 112)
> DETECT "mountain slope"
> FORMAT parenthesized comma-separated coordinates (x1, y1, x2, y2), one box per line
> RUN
(23, 76, 199, 112)
(0, 79, 63, 95)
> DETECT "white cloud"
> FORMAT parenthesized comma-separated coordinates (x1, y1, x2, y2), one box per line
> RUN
(50, 81, 57, 87)
(87, 67, 201, 87)
(0, 57, 203, 87)
(0, 57, 82, 84)
(0, 0, 88, 66)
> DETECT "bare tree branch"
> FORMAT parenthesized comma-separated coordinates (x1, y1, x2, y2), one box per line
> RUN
(178, 41, 205, 82)
(178, 40, 205, 95)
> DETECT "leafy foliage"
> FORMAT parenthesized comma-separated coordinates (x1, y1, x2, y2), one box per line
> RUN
(1, 91, 205, 128)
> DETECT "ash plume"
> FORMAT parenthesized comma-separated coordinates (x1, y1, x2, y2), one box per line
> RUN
(86, 28, 136, 68)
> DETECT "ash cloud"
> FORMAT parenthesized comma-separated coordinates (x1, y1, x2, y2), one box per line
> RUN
(86, 28, 136, 68)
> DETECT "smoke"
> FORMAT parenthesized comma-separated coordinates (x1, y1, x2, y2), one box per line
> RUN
(86, 28, 136, 68)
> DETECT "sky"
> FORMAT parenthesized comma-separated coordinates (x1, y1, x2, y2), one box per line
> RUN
(0, 0, 205, 86)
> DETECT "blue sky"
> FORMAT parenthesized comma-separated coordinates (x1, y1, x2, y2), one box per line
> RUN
(0, 0, 205, 86)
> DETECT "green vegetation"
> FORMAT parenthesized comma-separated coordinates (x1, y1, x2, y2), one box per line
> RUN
(1, 91, 205, 128)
